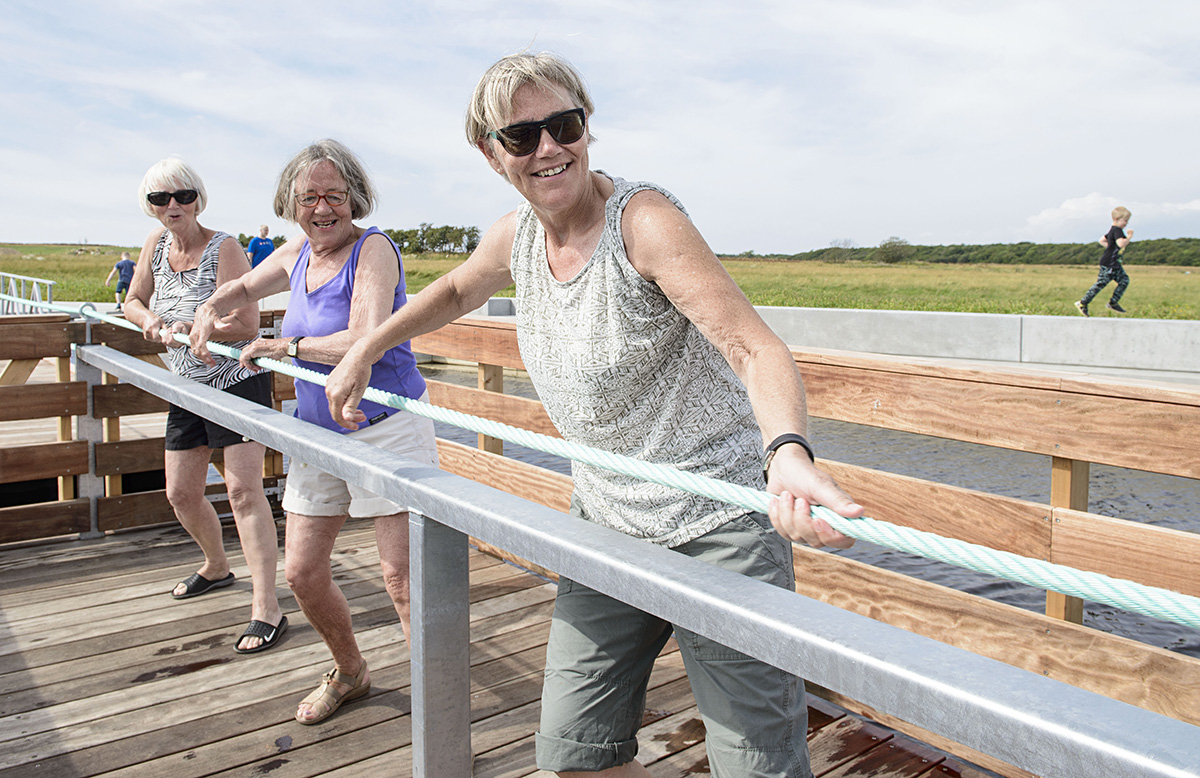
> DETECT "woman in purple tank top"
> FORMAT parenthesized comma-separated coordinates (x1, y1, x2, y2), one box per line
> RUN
(191, 140, 438, 726)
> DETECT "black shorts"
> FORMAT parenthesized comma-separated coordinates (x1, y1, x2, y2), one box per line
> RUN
(115, 281, 131, 294)
(164, 372, 273, 451)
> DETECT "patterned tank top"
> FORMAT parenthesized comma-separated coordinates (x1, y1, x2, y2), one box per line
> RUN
(149, 229, 257, 389)
(511, 173, 762, 547)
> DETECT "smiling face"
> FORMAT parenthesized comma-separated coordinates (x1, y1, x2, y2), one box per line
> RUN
(293, 160, 355, 251)
(479, 83, 591, 214)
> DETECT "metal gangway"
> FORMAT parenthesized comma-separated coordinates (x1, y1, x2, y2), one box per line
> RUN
(73, 339, 1200, 778)
(0, 272, 56, 316)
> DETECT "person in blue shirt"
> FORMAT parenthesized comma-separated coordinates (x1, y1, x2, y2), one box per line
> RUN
(247, 224, 275, 268)
(104, 251, 137, 311)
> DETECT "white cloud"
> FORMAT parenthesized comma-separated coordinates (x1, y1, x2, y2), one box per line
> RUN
(1, 0, 1199, 254)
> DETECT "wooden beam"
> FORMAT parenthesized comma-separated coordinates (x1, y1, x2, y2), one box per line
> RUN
(0, 441, 88, 483)
(92, 383, 170, 417)
(0, 499, 91, 544)
(477, 363, 504, 455)
(94, 438, 165, 476)
(0, 382, 87, 421)
(1047, 456, 1088, 623)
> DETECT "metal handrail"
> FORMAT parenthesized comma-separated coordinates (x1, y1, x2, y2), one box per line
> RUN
(73, 343, 1200, 778)
(0, 272, 56, 316)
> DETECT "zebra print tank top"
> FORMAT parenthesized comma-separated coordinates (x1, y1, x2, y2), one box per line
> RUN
(149, 229, 257, 389)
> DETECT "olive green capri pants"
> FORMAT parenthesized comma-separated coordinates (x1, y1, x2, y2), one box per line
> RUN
(534, 511, 811, 777)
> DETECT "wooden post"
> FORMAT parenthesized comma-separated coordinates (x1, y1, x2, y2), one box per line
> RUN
(102, 372, 122, 498)
(1047, 456, 1088, 623)
(478, 363, 503, 455)
(57, 357, 77, 500)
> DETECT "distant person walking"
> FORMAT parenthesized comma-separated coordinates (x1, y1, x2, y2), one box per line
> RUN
(1075, 206, 1133, 316)
(247, 224, 275, 268)
(104, 251, 137, 311)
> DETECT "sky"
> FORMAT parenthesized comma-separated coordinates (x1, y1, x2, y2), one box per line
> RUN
(2, 0, 1199, 255)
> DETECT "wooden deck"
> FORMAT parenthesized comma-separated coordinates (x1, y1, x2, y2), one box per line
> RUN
(0, 519, 994, 777)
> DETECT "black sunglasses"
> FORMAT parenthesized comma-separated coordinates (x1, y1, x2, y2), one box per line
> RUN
(146, 190, 199, 207)
(487, 108, 586, 157)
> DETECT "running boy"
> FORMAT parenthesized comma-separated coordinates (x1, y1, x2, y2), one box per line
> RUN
(104, 251, 137, 312)
(1075, 206, 1133, 316)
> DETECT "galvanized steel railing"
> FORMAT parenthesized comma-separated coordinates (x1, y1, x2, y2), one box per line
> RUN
(73, 342, 1200, 778)
(0, 272, 55, 315)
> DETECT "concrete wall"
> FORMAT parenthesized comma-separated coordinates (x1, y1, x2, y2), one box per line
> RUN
(471, 298, 1200, 376)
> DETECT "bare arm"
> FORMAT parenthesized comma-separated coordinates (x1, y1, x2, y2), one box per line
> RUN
(325, 213, 517, 428)
(621, 191, 861, 547)
(104, 266, 117, 285)
(122, 230, 169, 345)
(191, 236, 297, 362)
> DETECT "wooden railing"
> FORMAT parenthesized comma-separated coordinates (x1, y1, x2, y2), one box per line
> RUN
(0, 312, 290, 540)
(409, 318, 1200, 778)
(3, 312, 1198, 777)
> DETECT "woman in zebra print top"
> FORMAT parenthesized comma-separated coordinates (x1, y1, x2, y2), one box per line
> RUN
(123, 157, 286, 654)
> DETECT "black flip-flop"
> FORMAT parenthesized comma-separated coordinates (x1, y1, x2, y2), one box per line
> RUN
(234, 616, 289, 654)
(171, 571, 236, 599)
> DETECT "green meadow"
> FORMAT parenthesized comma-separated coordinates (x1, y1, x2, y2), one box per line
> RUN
(2, 243, 1196, 319)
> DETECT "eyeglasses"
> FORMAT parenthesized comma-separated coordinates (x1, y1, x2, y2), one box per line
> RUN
(294, 190, 350, 208)
(487, 108, 586, 157)
(146, 190, 199, 207)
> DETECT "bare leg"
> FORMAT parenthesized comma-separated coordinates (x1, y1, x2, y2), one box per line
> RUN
(166, 446, 230, 594)
(221, 440, 282, 650)
(374, 511, 411, 643)
(285, 511, 365, 722)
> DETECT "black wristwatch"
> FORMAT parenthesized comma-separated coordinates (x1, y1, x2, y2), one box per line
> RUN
(762, 433, 815, 483)
(286, 336, 305, 358)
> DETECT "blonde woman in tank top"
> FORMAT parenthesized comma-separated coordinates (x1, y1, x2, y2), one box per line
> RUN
(327, 53, 864, 778)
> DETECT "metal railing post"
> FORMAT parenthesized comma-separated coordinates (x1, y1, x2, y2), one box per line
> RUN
(409, 511, 472, 776)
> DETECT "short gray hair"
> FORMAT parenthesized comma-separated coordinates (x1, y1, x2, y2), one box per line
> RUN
(273, 139, 377, 223)
(138, 158, 208, 218)
(465, 51, 595, 148)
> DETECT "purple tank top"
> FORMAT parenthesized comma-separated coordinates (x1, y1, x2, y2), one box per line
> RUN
(281, 226, 426, 433)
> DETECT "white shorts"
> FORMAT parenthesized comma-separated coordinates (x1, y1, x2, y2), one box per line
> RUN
(282, 399, 439, 518)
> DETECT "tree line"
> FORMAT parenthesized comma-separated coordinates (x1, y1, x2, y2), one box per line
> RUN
(777, 237, 1200, 266)
(237, 224, 481, 255)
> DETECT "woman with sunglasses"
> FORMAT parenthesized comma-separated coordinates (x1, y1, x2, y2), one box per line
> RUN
(188, 139, 438, 725)
(327, 52, 864, 777)
(124, 158, 285, 654)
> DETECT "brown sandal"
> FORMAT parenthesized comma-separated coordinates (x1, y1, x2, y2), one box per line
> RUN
(295, 659, 370, 725)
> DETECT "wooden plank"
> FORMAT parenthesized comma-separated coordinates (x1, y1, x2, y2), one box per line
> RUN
(95, 437, 166, 476)
(0, 322, 80, 359)
(798, 362, 1200, 479)
(0, 499, 90, 544)
(97, 489, 175, 531)
(0, 313, 70, 325)
(791, 545, 1200, 727)
(92, 382, 170, 417)
(0, 440, 88, 483)
(479, 363, 505, 454)
(819, 460, 1052, 558)
(0, 382, 86, 421)
(426, 380, 559, 438)
(809, 684, 1034, 778)
(273, 369, 296, 401)
(1051, 509, 1200, 599)
(89, 322, 167, 356)
(0, 359, 40, 386)
(412, 317, 525, 370)
(1047, 457, 1088, 623)
(436, 440, 571, 513)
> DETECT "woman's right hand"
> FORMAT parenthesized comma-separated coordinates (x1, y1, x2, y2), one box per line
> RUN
(326, 340, 374, 430)
(139, 313, 165, 343)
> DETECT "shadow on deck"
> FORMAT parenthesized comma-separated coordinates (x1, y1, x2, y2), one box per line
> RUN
(0, 519, 992, 778)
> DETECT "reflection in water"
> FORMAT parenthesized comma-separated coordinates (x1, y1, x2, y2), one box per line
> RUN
(417, 364, 1200, 657)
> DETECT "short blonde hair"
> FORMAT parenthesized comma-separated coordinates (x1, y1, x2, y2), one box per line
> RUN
(1112, 206, 1132, 221)
(273, 139, 377, 223)
(465, 51, 595, 147)
(138, 158, 208, 218)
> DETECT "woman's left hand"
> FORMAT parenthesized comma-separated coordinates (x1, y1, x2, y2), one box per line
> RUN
(766, 447, 861, 549)
(235, 337, 284, 371)
(163, 321, 191, 349)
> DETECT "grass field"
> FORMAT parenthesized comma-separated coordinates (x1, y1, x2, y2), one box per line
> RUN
(3, 242, 1197, 319)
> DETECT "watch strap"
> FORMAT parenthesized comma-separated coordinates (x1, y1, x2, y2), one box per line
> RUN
(762, 433, 815, 484)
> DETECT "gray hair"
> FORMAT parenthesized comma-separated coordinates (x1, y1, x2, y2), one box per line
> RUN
(465, 51, 595, 148)
(273, 139, 377, 223)
(138, 158, 208, 218)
